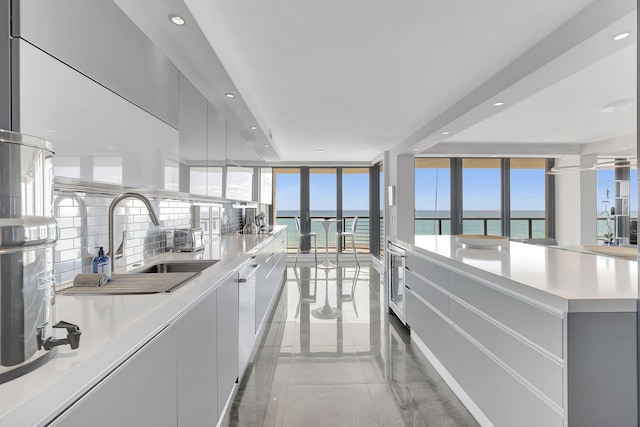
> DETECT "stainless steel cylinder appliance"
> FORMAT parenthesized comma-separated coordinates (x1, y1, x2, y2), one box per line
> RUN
(0, 130, 80, 383)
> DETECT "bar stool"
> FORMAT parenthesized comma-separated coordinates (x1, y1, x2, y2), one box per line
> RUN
(336, 216, 360, 266)
(294, 217, 317, 267)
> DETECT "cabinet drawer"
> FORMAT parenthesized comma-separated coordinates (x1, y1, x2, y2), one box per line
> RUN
(449, 327, 563, 427)
(448, 272, 563, 358)
(406, 289, 448, 364)
(405, 269, 448, 316)
(449, 298, 563, 407)
(406, 253, 448, 290)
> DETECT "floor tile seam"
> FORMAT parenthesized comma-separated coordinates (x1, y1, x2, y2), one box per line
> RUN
(285, 382, 380, 389)
(364, 382, 391, 426)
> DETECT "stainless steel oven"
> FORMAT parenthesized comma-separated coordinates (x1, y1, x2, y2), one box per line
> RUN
(387, 242, 406, 323)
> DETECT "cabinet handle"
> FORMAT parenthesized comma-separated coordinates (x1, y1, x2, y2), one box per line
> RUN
(237, 264, 260, 282)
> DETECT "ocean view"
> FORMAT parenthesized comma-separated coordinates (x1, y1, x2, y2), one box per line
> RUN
(275, 209, 549, 248)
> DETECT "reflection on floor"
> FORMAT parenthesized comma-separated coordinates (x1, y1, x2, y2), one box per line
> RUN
(223, 265, 479, 427)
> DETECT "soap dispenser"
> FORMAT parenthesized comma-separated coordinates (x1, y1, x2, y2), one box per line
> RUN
(92, 246, 112, 282)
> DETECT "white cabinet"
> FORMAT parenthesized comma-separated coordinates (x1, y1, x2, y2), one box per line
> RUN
(179, 74, 208, 195)
(54, 232, 287, 426)
(216, 271, 239, 418)
(54, 290, 222, 427)
(255, 229, 287, 335)
(405, 288, 449, 364)
(19, 40, 179, 189)
(53, 327, 178, 426)
(404, 256, 565, 427)
(448, 326, 563, 427)
(175, 290, 218, 425)
(255, 242, 273, 333)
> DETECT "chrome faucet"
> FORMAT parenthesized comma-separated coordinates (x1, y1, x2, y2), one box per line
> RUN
(108, 192, 161, 272)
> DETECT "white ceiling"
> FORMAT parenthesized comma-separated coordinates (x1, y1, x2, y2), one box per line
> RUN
(116, 0, 637, 163)
(448, 45, 637, 144)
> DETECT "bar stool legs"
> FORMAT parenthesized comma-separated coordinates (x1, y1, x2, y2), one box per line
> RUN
(294, 233, 317, 267)
(336, 232, 359, 266)
(294, 217, 318, 267)
(336, 217, 360, 266)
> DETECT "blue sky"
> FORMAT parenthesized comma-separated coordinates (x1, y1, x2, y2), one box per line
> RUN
(276, 172, 370, 211)
(276, 168, 637, 214)
(415, 167, 546, 212)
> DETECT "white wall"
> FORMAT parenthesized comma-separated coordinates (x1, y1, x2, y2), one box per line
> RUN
(384, 149, 415, 243)
(555, 154, 598, 246)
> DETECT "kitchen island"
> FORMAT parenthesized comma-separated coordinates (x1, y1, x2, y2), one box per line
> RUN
(391, 235, 638, 427)
(0, 226, 287, 426)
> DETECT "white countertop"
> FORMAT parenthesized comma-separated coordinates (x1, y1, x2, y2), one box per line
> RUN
(0, 227, 286, 426)
(394, 235, 638, 313)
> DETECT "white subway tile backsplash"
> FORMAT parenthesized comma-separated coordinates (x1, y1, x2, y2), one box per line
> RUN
(55, 218, 74, 228)
(53, 190, 245, 285)
(59, 249, 81, 262)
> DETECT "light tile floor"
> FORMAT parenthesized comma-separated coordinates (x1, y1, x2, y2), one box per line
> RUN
(223, 265, 479, 427)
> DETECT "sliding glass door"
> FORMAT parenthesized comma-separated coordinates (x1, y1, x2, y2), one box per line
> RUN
(510, 159, 546, 239)
(462, 159, 502, 235)
(273, 167, 376, 255)
(273, 168, 301, 250)
(342, 168, 370, 252)
(415, 158, 451, 235)
(310, 168, 337, 250)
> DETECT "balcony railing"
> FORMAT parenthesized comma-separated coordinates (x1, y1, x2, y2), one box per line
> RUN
(277, 215, 548, 252)
(276, 215, 371, 253)
(415, 217, 547, 239)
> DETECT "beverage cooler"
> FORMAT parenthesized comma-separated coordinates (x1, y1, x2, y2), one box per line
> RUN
(0, 130, 80, 383)
(387, 242, 406, 323)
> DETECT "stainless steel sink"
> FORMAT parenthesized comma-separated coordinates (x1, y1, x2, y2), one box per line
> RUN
(61, 260, 221, 295)
(134, 260, 219, 274)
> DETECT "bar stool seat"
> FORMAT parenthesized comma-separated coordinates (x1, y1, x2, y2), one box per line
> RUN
(336, 216, 360, 266)
(294, 217, 318, 267)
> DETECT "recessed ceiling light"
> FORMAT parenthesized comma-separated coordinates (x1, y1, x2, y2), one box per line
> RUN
(49, 129, 56, 133)
(264, 144, 269, 148)
(317, 149, 324, 153)
(169, 15, 186, 26)
(249, 126, 257, 130)
(414, 148, 420, 151)
(225, 93, 235, 98)
(493, 102, 504, 107)
(613, 31, 630, 41)
(272, 156, 277, 159)
(442, 131, 450, 135)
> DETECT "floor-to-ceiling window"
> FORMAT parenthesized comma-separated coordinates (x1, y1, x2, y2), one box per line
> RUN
(342, 168, 370, 252)
(273, 166, 379, 255)
(462, 158, 502, 235)
(415, 158, 451, 235)
(273, 168, 301, 250)
(415, 157, 553, 238)
(310, 168, 337, 250)
(510, 159, 547, 239)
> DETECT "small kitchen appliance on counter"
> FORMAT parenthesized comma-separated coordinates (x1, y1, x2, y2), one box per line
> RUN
(173, 228, 205, 252)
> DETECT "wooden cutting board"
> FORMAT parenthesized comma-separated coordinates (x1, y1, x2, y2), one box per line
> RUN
(583, 245, 637, 260)
(60, 272, 200, 295)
